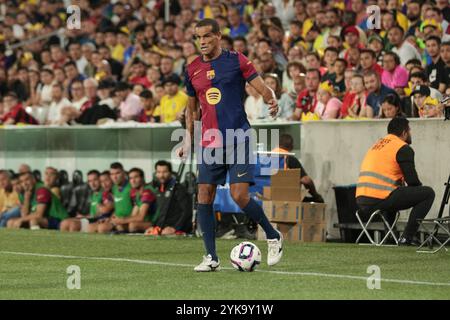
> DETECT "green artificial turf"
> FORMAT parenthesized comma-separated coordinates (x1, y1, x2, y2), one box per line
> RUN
(0, 229, 449, 300)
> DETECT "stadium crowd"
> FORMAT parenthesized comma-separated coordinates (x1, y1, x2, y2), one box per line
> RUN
(0, 0, 449, 126)
(0, 162, 194, 234)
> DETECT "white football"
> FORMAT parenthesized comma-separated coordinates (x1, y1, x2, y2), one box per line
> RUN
(230, 241, 262, 272)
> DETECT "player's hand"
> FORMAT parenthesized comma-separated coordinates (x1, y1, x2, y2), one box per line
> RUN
(177, 142, 191, 160)
(268, 99, 279, 118)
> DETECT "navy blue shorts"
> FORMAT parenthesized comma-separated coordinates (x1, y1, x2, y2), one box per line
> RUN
(198, 140, 255, 186)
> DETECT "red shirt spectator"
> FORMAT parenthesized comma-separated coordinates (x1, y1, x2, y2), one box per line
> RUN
(1, 93, 38, 125)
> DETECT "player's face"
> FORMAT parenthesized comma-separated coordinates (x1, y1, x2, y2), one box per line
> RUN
(194, 25, 221, 57)
(100, 174, 113, 192)
(129, 171, 143, 189)
(110, 168, 124, 185)
(88, 174, 100, 191)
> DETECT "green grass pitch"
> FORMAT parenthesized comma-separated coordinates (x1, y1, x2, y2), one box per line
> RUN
(1, 229, 450, 300)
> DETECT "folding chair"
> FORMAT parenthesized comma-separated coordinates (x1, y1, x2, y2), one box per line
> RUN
(417, 175, 450, 254)
(356, 209, 400, 246)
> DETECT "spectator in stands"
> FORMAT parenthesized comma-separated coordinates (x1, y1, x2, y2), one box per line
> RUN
(418, 96, 444, 118)
(115, 81, 144, 122)
(37, 68, 56, 108)
(441, 42, 450, 87)
(160, 56, 177, 82)
(0, 92, 38, 125)
(147, 161, 192, 236)
(263, 73, 295, 120)
(139, 90, 160, 123)
(46, 83, 71, 125)
(7, 172, 68, 230)
(381, 52, 409, 96)
(272, 134, 324, 203)
(228, 7, 249, 38)
(410, 85, 433, 118)
(425, 36, 447, 94)
(259, 51, 284, 81)
(244, 82, 266, 120)
(364, 70, 398, 117)
(159, 74, 187, 123)
(44, 167, 60, 199)
(97, 162, 132, 234)
(367, 34, 385, 65)
(64, 61, 86, 99)
(315, 81, 342, 119)
(0, 171, 21, 228)
(283, 60, 305, 94)
(403, 72, 442, 117)
(380, 94, 406, 119)
(388, 26, 422, 66)
(292, 68, 320, 121)
(360, 49, 384, 78)
(341, 74, 370, 119)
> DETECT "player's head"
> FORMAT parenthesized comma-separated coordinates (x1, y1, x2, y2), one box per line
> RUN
(388, 117, 411, 145)
(155, 160, 173, 185)
(110, 162, 126, 186)
(100, 171, 113, 192)
(87, 170, 101, 192)
(129, 167, 145, 189)
(194, 19, 221, 57)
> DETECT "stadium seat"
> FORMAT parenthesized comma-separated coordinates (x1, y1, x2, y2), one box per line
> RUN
(72, 170, 83, 186)
(355, 210, 400, 246)
(58, 170, 69, 187)
(32, 169, 41, 182)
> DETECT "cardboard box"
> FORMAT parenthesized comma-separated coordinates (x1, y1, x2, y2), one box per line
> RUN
(263, 186, 271, 200)
(301, 202, 327, 224)
(270, 169, 302, 201)
(263, 201, 327, 224)
(263, 201, 301, 223)
(277, 222, 327, 243)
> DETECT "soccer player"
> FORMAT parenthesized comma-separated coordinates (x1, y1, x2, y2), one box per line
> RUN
(179, 19, 282, 272)
(88, 171, 114, 233)
(7, 172, 68, 230)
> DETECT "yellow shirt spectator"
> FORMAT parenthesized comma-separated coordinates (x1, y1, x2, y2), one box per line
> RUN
(0, 188, 20, 213)
(159, 91, 188, 123)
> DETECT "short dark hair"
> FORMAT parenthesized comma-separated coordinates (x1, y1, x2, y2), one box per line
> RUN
(384, 51, 401, 65)
(64, 60, 77, 69)
(155, 160, 172, 172)
(195, 18, 220, 34)
(87, 170, 100, 177)
(425, 35, 441, 46)
(335, 58, 348, 68)
(324, 47, 339, 55)
(100, 170, 110, 177)
(140, 89, 153, 99)
(442, 41, 450, 48)
(279, 134, 294, 151)
(129, 167, 145, 179)
(306, 68, 321, 81)
(360, 48, 376, 59)
(387, 117, 409, 136)
(110, 162, 124, 171)
(382, 94, 401, 108)
(409, 71, 427, 82)
(405, 58, 422, 67)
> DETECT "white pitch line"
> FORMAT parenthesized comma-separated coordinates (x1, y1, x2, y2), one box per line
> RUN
(1, 250, 450, 287)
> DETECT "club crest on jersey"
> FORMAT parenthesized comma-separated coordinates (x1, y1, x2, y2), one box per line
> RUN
(206, 70, 215, 80)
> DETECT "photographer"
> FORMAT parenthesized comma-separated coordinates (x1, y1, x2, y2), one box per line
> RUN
(291, 69, 320, 121)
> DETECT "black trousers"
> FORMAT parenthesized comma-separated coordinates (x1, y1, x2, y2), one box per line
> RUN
(357, 186, 435, 239)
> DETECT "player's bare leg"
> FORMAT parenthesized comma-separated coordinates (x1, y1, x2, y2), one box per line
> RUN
(129, 221, 152, 233)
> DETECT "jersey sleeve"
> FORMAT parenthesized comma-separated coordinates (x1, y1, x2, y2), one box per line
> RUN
(36, 188, 52, 204)
(130, 188, 137, 206)
(238, 52, 258, 82)
(184, 69, 196, 97)
(140, 189, 156, 204)
(102, 191, 113, 204)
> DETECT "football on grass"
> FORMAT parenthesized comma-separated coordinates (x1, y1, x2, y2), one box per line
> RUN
(230, 241, 261, 272)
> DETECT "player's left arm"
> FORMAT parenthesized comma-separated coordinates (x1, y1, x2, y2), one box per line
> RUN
(248, 76, 278, 117)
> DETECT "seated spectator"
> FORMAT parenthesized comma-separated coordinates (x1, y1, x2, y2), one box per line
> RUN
(315, 81, 342, 119)
(97, 162, 133, 234)
(364, 70, 399, 117)
(272, 134, 324, 203)
(410, 85, 435, 118)
(381, 52, 409, 96)
(419, 96, 444, 118)
(263, 73, 295, 120)
(282, 60, 306, 94)
(147, 161, 192, 236)
(244, 83, 266, 120)
(44, 167, 60, 199)
(115, 81, 144, 122)
(0, 171, 21, 228)
(328, 58, 347, 99)
(7, 172, 68, 230)
(380, 94, 407, 119)
(359, 49, 384, 78)
(37, 68, 56, 107)
(292, 68, 320, 121)
(46, 83, 72, 125)
(342, 74, 371, 119)
(139, 90, 160, 123)
(0, 92, 38, 125)
(88, 171, 114, 233)
(159, 74, 187, 123)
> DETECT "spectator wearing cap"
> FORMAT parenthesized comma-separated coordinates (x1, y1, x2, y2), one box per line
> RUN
(367, 34, 385, 65)
(410, 85, 433, 118)
(388, 26, 421, 66)
(364, 70, 399, 117)
(115, 82, 144, 122)
(425, 36, 447, 94)
(419, 96, 444, 118)
(381, 52, 409, 96)
(341, 26, 364, 62)
(423, 7, 449, 40)
(315, 81, 342, 119)
(159, 74, 187, 123)
(0, 92, 38, 125)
